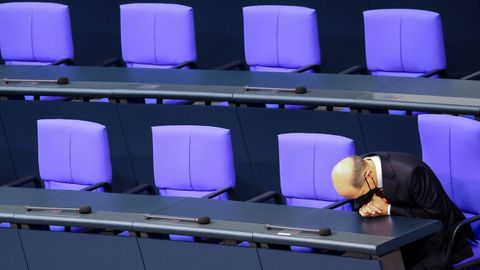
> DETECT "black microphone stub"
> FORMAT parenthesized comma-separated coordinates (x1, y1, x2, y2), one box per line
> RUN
(56, 77, 69, 85)
(196, 216, 211, 225)
(294, 86, 307, 94)
(78, 205, 92, 214)
(318, 227, 332, 236)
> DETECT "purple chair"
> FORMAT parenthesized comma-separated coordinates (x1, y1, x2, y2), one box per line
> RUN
(278, 133, 355, 209)
(120, 3, 196, 105)
(152, 125, 235, 199)
(36, 119, 113, 191)
(243, 5, 320, 73)
(0, 2, 74, 66)
(364, 9, 446, 78)
(351, 9, 447, 114)
(248, 133, 355, 251)
(216, 6, 320, 109)
(150, 125, 235, 242)
(418, 114, 480, 267)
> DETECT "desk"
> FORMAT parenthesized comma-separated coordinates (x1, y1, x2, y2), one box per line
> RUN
(0, 187, 441, 270)
(0, 65, 478, 115)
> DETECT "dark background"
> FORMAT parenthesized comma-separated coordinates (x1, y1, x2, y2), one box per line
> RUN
(2, 0, 480, 78)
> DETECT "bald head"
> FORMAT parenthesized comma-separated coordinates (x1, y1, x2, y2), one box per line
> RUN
(332, 156, 367, 199)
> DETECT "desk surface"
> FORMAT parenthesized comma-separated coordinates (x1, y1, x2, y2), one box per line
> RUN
(0, 187, 442, 256)
(0, 65, 478, 115)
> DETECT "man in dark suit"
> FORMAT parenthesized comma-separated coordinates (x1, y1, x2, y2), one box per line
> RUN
(331, 152, 473, 270)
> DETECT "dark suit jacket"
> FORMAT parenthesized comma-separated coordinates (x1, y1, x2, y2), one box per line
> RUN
(365, 152, 473, 269)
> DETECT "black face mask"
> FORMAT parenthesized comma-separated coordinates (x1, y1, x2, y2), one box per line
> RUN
(353, 188, 379, 211)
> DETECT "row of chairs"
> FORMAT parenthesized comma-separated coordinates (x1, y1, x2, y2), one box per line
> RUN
(4, 114, 480, 266)
(4, 2, 475, 79)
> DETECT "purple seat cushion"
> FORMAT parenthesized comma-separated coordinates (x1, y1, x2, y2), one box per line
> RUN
(152, 125, 235, 198)
(250, 66, 298, 73)
(243, 5, 320, 70)
(158, 188, 227, 200)
(364, 9, 445, 76)
(37, 119, 112, 190)
(126, 63, 176, 69)
(370, 71, 424, 77)
(0, 2, 73, 64)
(120, 3, 196, 67)
(278, 133, 355, 207)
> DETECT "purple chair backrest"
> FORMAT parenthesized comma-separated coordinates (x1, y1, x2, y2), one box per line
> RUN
(0, 2, 73, 65)
(243, 5, 320, 72)
(418, 114, 480, 238)
(120, 3, 196, 69)
(37, 119, 112, 190)
(364, 9, 446, 77)
(278, 133, 355, 209)
(152, 125, 235, 199)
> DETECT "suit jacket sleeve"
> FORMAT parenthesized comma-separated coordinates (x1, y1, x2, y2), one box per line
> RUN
(390, 166, 450, 220)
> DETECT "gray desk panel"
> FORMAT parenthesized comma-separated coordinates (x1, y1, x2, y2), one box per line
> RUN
(154, 197, 314, 224)
(233, 89, 365, 107)
(356, 93, 480, 114)
(0, 65, 39, 79)
(258, 248, 382, 270)
(16, 65, 403, 90)
(237, 72, 404, 91)
(138, 238, 263, 270)
(13, 210, 141, 231)
(0, 187, 66, 205)
(375, 77, 480, 98)
(20, 229, 145, 270)
(0, 205, 25, 222)
(0, 81, 239, 101)
(253, 230, 389, 254)
(0, 229, 29, 270)
(133, 218, 259, 242)
(2, 66, 478, 114)
(39, 190, 186, 213)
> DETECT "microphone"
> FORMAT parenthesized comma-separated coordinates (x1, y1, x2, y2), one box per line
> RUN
(25, 205, 92, 214)
(265, 224, 332, 236)
(144, 214, 211, 225)
(2, 77, 69, 85)
(244, 86, 307, 94)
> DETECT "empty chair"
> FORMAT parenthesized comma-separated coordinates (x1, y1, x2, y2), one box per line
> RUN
(0, 2, 74, 66)
(364, 9, 446, 78)
(149, 125, 235, 242)
(248, 133, 355, 252)
(3, 119, 112, 230)
(152, 125, 235, 199)
(418, 114, 480, 267)
(35, 119, 112, 191)
(245, 5, 320, 108)
(0, 2, 74, 101)
(218, 5, 320, 109)
(242, 5, 320, 73)
(119, 3, 196, 105)
(248, 133, 355, 208)
(120, 3, 196, 69)
(343, 9, 447, 114)
(278, 133, 355, 209)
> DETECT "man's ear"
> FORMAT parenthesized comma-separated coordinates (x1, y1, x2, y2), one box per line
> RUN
(365, 169, 374, 181)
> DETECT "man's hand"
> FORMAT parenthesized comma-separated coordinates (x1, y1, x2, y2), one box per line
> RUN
(359, 194, 389, 218)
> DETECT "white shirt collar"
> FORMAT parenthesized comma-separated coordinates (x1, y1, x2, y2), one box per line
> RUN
(365, 156, 383, 189)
